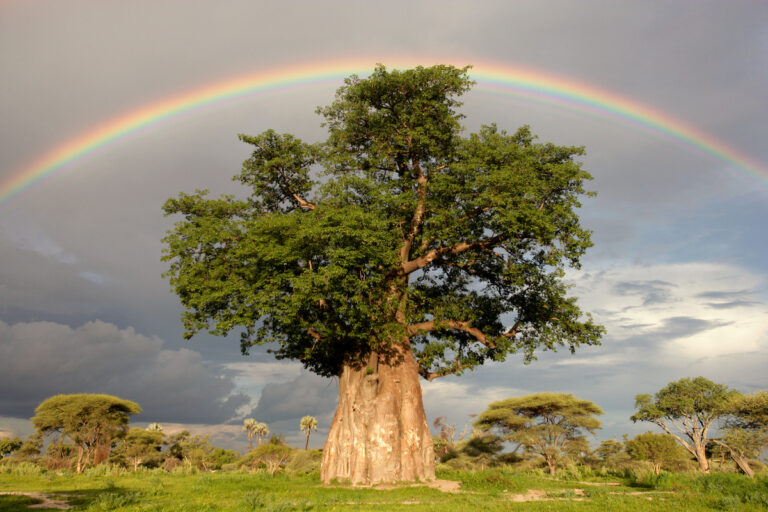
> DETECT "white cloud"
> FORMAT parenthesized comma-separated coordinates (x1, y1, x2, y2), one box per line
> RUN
(569, 262, 768, 361)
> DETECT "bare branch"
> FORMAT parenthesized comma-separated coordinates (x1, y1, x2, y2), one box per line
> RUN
(292, 193, 316, 210)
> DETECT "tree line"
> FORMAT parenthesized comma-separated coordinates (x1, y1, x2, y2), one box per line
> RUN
(1, 376, 765, 478)
(440, 377, 767, 478)
(0, 394, 321, 475)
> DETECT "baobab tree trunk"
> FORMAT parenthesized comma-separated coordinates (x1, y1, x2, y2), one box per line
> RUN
(321, 342, 435, 485)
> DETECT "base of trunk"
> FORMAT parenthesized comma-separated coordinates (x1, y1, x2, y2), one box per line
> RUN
(321, 344, 435, 485)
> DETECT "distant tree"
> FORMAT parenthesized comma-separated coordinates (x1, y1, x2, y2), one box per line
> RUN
(595, 439, 624, 462)
(631, 377, 739, 474)
(242, 443, 295, 475)
(43, 439, 75, 470)
(625, 432, 687, 476)
(32, 394, 141, 473)
(432, 416, 473, 461)
(147, 423, 163, 433)
(300, 416, 318, 450)
(712, 390, 768, 478)
(112, 428, 164, 471)
(0, 437, 22, 459)
(164, 430, 221, 471)
(15, 435, 43, 461)
(162, 64, 603, 484)
(475, 393, 603, 475)
(253, 422, 269, 447)
(242, 418, 257, 451)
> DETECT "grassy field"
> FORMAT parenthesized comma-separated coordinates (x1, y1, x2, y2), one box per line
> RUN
(1, 465, 767, 511)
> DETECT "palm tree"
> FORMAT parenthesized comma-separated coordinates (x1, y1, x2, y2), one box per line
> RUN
(300, 416, 318, 450)
(254, 422, 269, 446)
(242, 418, 257, 451)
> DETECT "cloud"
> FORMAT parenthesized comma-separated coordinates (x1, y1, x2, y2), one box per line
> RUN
(0, 319, 248, 424)
(250, 372, 338, 424)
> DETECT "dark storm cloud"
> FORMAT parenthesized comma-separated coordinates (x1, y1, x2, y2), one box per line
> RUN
(250, 373, 338, 424)
(0, 319, 248, 423)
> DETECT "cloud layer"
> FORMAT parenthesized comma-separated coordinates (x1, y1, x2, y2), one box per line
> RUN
(0, 320, 248, 423)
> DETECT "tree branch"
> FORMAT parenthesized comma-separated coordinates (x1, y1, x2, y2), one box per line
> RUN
(407, 320, 495, 349)
(418, 359, 475, 382)
(291, 193, 316, 210)
(401, 235, 506, 275)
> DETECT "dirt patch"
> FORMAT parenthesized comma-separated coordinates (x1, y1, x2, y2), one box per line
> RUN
(507, 489, 587, 502)
(0, 491, 72, 510)
(349, 478, 462, 493)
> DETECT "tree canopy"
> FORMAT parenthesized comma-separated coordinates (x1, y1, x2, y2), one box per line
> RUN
(163, 63, 602, 380)
(625, 431, 687, 475)
(31, 393, 141, 473)
(475, 392, 603, 475)
(631, 377, 740, 474)
(162, 64, 603, 484)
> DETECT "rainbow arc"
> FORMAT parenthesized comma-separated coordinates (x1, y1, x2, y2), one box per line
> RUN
(2, 58, 766, 206)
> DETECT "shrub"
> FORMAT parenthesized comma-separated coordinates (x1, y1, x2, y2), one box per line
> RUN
(286, 449, 322, 475)
(241, 444, 295, 475)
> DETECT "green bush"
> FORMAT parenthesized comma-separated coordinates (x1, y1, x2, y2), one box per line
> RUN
(285, 450, 322, 475)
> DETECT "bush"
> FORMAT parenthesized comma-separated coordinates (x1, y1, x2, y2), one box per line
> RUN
(286, 450, 322, 475)
(241, 444, 296, 475)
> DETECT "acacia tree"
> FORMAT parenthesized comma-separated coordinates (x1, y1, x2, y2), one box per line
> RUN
(631, 377, 739, 474)
(162, 64, 603, 484)
(475, 393, 603, 475)
(625, 432, 686, 476)
(31, 394, 141, 473)
(300, 415, 318, 450)
(712, 390, 768, 478)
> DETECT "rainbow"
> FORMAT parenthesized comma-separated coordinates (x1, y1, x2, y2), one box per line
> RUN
(2, 57, 766, 207)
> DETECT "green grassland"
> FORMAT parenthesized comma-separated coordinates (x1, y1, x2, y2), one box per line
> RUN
(1, 465, 767, 511)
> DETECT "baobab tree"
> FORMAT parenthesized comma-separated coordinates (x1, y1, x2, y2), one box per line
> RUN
(163, 64, 602, 484)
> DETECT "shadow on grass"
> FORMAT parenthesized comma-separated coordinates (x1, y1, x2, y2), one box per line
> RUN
(0, 486, 139, 511)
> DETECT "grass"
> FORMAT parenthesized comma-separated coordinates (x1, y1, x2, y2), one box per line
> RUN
(0, 467, 766, 511)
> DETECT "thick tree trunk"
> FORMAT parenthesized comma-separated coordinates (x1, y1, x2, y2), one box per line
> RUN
(546, 456, 557, 476)
(321, 343, 435, 485)
(694, 442, 710, 474)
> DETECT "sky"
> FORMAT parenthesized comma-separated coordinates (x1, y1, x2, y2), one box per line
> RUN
(1, 0, 767, 452)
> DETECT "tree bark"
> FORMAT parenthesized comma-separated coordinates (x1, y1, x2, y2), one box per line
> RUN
(694, 442, 710, 473)
(546, 456, 557, 476)
(75, 445, 85, 474)
(321, 342, 435, 484)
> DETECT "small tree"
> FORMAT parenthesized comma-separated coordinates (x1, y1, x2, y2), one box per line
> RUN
(112, 428, 164, 471)
(475, 393, 603, 475)
(300, 416, 318, 450)
(631, 377, 739, 474)
(713, 390, 768, 478)
(242, 443, 294, 475)
(147, 423, 163, 433)
(625, 432, 686, 476)
(0, 437, 22, 460)
(243, 418, 257, 451)
(32, 394, 141, 473)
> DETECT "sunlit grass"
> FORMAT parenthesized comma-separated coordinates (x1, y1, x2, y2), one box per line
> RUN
(1, 466, 766, 511)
